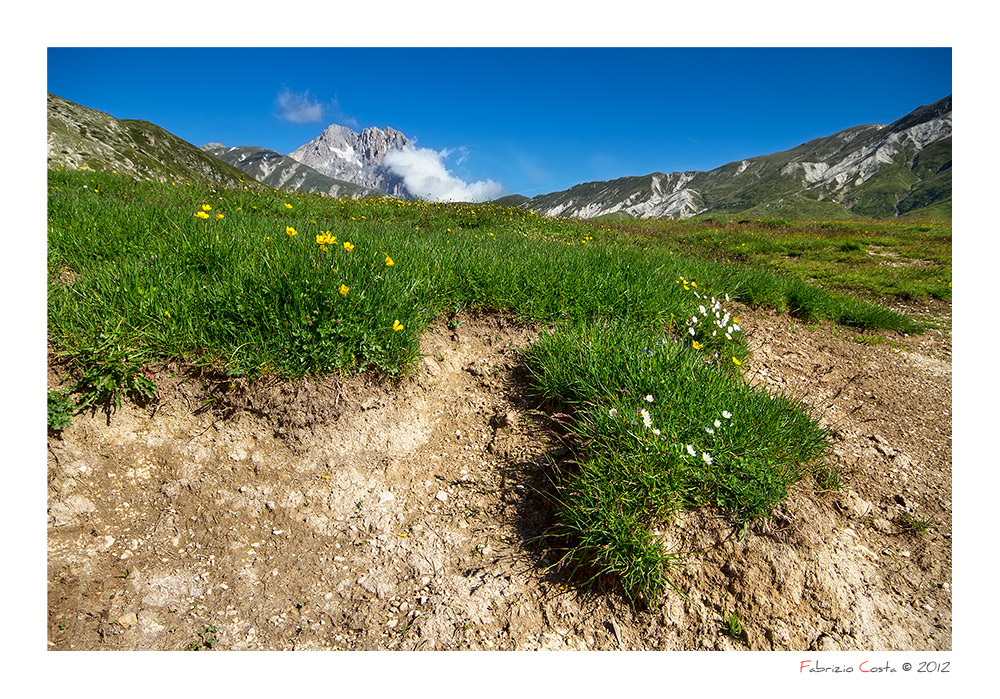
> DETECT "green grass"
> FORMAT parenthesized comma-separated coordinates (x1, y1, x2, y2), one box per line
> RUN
(524, 317, 830, 603)
(585, 216, 952, 302)
(47, 167, 945, 604)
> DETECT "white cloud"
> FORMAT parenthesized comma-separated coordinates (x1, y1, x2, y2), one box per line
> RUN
(275, 88, 325, 124)
(382, 145, 503, 202)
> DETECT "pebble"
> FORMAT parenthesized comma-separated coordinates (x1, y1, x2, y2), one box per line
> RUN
(116, 612, 138, 628)
(436, 491, 448, 502)
(379, 492, 395, 504)
(922, 604, 934, 612)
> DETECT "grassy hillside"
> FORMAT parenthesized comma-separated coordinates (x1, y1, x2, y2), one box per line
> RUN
(47, 93, 262, 189)
(48, 168, 943, 604)
(581, 216, 951, 301)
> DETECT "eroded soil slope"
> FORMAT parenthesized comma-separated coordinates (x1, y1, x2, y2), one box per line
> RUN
(47, 303, 952, 651)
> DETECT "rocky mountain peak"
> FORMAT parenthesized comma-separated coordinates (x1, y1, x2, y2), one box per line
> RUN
(288, 124, 411, 198)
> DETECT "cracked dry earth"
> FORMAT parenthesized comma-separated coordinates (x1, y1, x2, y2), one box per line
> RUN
(47, 302, 952, 651)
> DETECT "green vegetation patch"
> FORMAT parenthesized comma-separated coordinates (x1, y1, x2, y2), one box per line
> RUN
(525, 317, 829, 603)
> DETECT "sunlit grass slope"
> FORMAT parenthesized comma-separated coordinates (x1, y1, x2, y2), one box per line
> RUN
(47, 167, 933, 603)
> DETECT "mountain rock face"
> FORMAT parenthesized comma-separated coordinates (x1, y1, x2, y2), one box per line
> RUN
(46, 93, 256, 189)
(288, 124, 412, 198)
(200, 144, 385, 199)
(521, 95, 952, 219)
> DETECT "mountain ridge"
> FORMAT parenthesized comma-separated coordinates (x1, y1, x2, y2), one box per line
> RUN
(199, 143, 387, 199)
(46, 92, 951, 220)
(287, 123, 412, 198)
(517, 95, 951, 220)
(46, 93, 258, 189)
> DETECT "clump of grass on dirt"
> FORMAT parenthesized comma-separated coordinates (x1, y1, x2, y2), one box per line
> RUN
(524, 314, 829, 603)
(47, 168, 941, 604)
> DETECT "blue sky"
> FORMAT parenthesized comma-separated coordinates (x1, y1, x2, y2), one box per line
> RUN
(46, 47, 951, 200)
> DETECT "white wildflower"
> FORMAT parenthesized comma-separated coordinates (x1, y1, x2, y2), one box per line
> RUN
(609, 408, 618, 418)
(702, 452, 713, 465)
(640, 409, 652, 428)
(686, 444, 696, 457)
(722, 411, 732, 419)
(646, 394, 654, 403)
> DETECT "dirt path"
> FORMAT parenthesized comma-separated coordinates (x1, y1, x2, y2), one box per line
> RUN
(46, 302, 952, 651)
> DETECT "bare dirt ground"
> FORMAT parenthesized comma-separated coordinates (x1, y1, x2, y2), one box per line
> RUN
(46, 301, 952, 651)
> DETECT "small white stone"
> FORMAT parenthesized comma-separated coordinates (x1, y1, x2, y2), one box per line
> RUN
(379, 492, 395, 504)
(922, 604, 934, 612)
(436, 491, 448, 502)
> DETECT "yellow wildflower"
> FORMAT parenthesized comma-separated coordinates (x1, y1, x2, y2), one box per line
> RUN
(732, 357, 742, 366)
(340, 284, 349, 296)
(385, 255, 394, 267)
(284, 203, 293, 209)
(344, 242, 354, 252)
(286, 226, 297, 237)
(392, 319, 403, 332)
(201, 204, 212, 211)
(216, 213, 224, 219)
(195, 210, 209, 219)
(692, 340, 703, 350)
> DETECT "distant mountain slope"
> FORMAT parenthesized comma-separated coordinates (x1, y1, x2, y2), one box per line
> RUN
(288, 124, 411, 198)
(200, 144, 387, 199)
(46, 93, 258, 189)
(519, 95, 952, 220)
